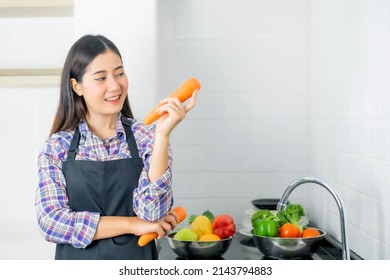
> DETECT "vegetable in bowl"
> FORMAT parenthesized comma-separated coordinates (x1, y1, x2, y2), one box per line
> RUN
(276, 204, 305, 232)
(251, 209, 279, 237)
(252, 228, 327, 259)
(251, 204, 307, 238)
(167, 209, 236, 259)
(250, 204, 326, 258)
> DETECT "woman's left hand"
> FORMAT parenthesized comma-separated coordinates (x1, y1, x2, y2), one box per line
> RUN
(154, 90, 198, 136)
(156, 212, 178, 238)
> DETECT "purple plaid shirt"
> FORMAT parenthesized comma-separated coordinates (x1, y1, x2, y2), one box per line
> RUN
(35, 113, 173, 249)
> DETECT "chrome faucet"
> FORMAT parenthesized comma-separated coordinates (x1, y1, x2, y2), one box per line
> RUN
(277, 177, 350, 260)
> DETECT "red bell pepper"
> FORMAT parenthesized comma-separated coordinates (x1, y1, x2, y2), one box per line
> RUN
(211, 215, 236, 239)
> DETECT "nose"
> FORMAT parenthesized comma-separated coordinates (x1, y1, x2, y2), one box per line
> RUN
(107, 75, 121, 92)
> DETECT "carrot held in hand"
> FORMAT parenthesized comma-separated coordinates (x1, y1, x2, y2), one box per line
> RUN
(143, 78, 201, 125)
(137, 206, 187, 247)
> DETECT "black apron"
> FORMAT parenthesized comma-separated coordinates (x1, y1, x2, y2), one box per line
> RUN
(55, 117, 158, 260)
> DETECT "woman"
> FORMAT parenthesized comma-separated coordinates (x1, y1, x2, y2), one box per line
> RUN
(35, 34, 197, 260)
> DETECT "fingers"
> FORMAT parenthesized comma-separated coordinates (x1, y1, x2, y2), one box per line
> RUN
(184, 90, 198, 112)
(157, 98, 185, 115)
(156, 99, 185, 124)
(155, 214, 178, 239)
(154, 91, 198, 132)
(156, 91, 197, 118)
(161, 214, 177, 231)
(159, 221, 173, 234)
(169, 209, 179, 223)
(165, 213, 178, 229)
(156, 103, 183, 118)
(154, 226, 166, 239)
(134, 212, 180, 240)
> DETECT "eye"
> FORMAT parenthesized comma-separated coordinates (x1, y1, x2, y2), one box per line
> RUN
(95, 76, 106, 81)
(116, 72, 125, 78)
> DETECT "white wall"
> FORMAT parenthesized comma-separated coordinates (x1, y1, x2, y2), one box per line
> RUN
(158, 0, 310, 224)
(0, 16, 73, 69)
(0, 6, 73, 260)
(307, 0, 390, 260)
(0, 0, 160, 260)
(74, 0, 159, 119)
(0, 0, 389, 260)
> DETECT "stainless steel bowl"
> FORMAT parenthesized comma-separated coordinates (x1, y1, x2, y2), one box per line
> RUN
(252, 228, 327, 259)
(166, 232, 233, 259)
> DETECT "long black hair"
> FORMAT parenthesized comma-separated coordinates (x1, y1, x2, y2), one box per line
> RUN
(50, 34, 133, 135)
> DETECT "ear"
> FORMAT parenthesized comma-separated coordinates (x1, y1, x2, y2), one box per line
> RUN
(71, 78, 83, 96)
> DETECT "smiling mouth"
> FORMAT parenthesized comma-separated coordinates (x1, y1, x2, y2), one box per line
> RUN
(105, 94, 121, 101)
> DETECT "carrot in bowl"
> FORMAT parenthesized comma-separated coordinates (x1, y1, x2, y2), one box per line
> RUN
(143, 78, 201, 125)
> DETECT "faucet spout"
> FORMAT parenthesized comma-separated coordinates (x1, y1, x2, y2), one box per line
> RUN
(277, 177, 350, 260)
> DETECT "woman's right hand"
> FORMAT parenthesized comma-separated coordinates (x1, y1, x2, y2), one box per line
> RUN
(154, 91, 198, 137)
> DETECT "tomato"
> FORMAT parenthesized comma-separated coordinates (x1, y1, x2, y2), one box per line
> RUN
(211, 215, 236, 239)
(301, 228, 320, 238)
(279, 223, 301, 238)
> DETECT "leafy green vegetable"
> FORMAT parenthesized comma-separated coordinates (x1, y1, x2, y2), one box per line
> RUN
(188, 209, 215, 224)
(276, 204, 305, 231)
(202, 209, 214, 222)
(251, 209, 279, 228)
(188, 214, 197, 224)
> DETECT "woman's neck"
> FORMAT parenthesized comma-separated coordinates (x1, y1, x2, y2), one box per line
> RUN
(86, 113, 118, 140)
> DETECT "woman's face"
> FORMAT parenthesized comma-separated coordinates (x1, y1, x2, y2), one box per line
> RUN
(72, 50, 128, 118)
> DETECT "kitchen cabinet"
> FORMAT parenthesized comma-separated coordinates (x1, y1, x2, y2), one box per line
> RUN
(0, 0, 73, 88)
(0, 0, 73, 8)
(0, 68, 62, 88)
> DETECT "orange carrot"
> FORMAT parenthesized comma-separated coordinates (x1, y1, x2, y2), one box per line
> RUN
(143, 78, 201, 125)
(137, 206, 187, 247)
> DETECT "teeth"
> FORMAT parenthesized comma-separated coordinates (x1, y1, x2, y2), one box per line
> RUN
(105, 95, 120, 101)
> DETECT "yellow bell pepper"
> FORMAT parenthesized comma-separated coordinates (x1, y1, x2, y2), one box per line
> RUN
(190, 215, 213, 237)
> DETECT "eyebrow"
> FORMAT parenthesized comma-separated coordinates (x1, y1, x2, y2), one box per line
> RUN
(92, 65, 124, 75)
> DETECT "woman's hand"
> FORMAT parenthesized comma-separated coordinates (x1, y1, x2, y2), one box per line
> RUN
(129, 212, 178, 239)
(156, 211, 178, 238)
(154, 90, 198, 136)
(147, 90, 197, 183)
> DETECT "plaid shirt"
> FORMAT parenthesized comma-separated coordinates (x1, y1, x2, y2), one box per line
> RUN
(35, 113, 173, 249)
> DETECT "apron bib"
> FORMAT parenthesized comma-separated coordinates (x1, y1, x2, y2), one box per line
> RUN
(55, 117, 157, 260)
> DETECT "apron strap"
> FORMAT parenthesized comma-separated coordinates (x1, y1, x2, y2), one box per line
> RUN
(67, 127, 81, 161)
(122, 117, 141, 159)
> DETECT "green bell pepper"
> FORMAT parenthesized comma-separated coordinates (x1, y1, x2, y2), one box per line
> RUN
(251, 209, 280, 237)
(253, 219, 279, 237)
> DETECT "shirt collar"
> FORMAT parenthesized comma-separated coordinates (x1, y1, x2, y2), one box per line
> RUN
(78, 112, 125, 140)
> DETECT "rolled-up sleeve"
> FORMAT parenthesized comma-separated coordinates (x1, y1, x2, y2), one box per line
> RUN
(35, 139, 100, 249)
(132, 122, 174, 222)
